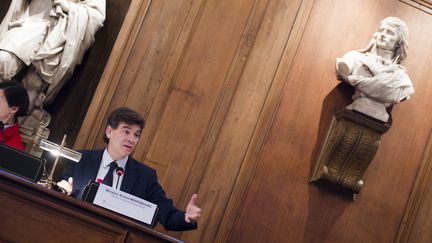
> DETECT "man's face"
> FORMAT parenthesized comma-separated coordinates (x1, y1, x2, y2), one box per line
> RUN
(0, 89, 16, 124)
(375, 23, 398, 51)
(105, 122, 142, 160)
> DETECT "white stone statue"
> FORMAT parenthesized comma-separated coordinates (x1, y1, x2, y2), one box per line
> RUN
(0, 0, 105, 138)
(336, 17, 414, 122)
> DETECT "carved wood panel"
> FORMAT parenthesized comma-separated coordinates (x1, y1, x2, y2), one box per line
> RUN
(400, 0, 432, 14)
(230, 0, 432, 242)
(76, 0, 307, 240)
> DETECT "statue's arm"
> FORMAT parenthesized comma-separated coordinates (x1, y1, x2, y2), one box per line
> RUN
(336, 51, 363, 84)
(395, 72, 414, 103)
(336, 58, 351, 82)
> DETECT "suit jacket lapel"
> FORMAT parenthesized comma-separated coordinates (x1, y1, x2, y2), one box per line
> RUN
(83, 150, 103, 183)
(121, 157, 138, 193)
(74, 150, 103, 199)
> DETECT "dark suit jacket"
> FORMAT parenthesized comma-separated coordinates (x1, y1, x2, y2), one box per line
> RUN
(62, 149, 197, 231)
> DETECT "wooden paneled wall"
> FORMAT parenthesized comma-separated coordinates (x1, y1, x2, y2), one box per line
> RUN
(229, 0, 432, 242)
(75, 0, 432, 242)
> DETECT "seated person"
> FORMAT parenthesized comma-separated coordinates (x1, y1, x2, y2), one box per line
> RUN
(57, 107, 202, 231)
(0, 81, 29, 151)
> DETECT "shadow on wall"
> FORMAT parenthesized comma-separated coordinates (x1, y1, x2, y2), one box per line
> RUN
(304, 82, 353, 242)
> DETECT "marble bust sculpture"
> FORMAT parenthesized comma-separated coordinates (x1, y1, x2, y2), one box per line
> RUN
(336, 17, 414, 122)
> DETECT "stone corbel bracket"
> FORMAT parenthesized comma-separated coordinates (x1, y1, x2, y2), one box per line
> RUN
(310, 109, 390, 197)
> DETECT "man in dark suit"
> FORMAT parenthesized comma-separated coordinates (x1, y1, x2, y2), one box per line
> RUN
(57, 107, 201, 231)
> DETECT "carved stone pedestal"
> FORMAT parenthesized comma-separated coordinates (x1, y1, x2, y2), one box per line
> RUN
(19, 124, 50, 157)
(310, 109, 390, 196)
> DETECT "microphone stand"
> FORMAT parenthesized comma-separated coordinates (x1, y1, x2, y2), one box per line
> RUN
(116, 176, 120, 189)
(115, 168, 124, 189)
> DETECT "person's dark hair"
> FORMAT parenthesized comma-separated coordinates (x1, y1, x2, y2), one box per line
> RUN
(103, 107, 145, 143)
(0, 81, 29, 120)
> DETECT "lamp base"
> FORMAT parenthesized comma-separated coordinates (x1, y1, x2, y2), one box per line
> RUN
(38, 179, 65, 193)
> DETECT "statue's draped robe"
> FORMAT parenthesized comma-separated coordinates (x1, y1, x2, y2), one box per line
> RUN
(343, 51, 414, 105)
(0, 0, 105, 103)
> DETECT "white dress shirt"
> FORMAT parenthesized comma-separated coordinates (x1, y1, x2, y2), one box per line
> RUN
(96, 149, 128, 189)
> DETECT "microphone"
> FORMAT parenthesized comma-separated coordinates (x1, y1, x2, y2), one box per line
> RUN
(0, 121, 4, 144)
(115, 167, 124, 189)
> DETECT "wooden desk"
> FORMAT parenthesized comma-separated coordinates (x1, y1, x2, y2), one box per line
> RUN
(0, 170, 183, 243)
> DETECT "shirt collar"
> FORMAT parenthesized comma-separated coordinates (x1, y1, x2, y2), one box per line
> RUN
(102, 148, 128, 169)
(4, 123, 14, 129)
(3, 122, 19, 139)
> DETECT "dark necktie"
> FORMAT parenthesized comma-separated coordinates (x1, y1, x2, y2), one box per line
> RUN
(103, 161, 118, 186)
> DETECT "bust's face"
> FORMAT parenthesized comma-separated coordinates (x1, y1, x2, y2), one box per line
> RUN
(375, 23, 398, 51)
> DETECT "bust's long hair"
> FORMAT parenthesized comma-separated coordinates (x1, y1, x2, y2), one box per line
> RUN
(359, 17, 408, 64)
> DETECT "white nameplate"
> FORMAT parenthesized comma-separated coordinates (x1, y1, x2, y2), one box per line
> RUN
(93, 183, 158, 225)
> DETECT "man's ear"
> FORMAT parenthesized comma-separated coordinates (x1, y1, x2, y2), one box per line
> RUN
(105, 125, 113, 139)
(10, 106, 18, 115)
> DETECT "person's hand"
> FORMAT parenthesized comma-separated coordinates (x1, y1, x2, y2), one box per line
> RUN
(53, 0, 71, 13)
(185, 194, 202, 223)
(57, 177, 73, 195)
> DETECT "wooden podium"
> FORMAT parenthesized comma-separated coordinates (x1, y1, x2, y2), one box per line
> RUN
(0, 170, 183, 243)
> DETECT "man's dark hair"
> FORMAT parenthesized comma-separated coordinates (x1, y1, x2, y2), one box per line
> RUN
(103, 107, 145, 143)
(0, 81, 29, 120)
